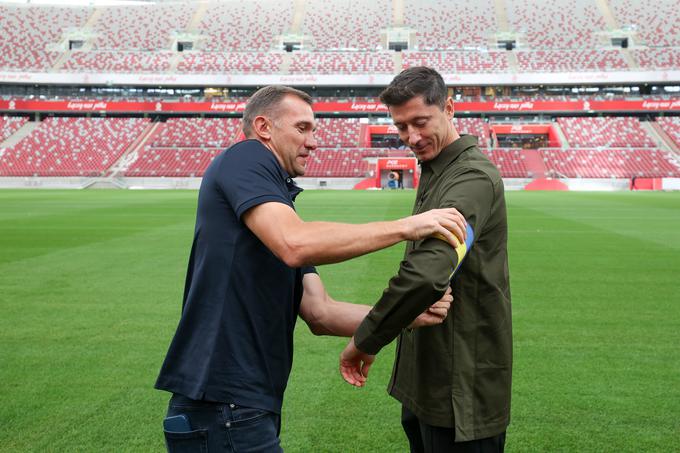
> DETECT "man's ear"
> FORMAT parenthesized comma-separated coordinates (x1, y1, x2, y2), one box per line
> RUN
(252, 116, 271, 140)
(445, 97, 455, 119)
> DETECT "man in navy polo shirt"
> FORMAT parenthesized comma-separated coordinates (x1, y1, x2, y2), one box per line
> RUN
(155, 86, 467, 452)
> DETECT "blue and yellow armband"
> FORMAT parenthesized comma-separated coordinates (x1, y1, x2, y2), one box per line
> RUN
(434, 223, 475, 280)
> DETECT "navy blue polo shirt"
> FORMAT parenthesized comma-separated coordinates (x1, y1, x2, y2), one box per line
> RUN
(155, 139, 315, 414)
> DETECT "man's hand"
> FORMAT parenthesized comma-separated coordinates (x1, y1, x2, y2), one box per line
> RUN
(339, 337, 375, 387)
(408, 287, 453, 329)
(401, 208, 467, 248)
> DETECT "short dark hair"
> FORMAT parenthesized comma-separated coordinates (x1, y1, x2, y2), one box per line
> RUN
(379, 66, 447, 110)
(242, 86, 312, 137)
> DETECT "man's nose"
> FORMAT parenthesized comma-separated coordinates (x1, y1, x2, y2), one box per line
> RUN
(305, 134, 317, 150)
(408, 127, 421, 145)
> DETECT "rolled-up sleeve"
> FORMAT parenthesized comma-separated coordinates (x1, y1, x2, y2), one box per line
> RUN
(354, 237, 458, 354)
(354, 168, 494, 355)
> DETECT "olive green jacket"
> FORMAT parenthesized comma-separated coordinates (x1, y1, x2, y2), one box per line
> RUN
(354, 135, 512, 441)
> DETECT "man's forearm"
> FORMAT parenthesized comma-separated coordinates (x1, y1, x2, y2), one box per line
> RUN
(243, 202, 466, 268)
(308, 300, 371, 337)
(354, 238, 458, 354)
(288, 220, 411, 267)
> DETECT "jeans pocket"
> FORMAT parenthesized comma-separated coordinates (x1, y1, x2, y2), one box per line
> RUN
(229, 406, 270, 425)
(164, 428, 209, 453)
(227, 406, 281, 452)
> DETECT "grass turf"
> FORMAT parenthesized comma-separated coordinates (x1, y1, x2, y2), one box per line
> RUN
(0, 189, 678, 452)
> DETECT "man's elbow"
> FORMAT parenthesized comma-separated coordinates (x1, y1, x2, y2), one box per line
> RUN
(279, 248, 306, 268)
(302, 306, 331, 336)
(274, 233, 310, 268)
(407, 269, 449, 299)
(306, 321, 330, 336)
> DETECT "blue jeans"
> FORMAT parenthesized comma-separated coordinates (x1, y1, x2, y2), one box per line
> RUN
(163, 394, 282, 452)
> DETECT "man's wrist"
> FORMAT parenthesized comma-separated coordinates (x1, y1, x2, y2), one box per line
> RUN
(394, 217, 410, 241)
(354, 322, 385, 355)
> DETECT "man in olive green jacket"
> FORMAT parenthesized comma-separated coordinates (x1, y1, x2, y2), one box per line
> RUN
(339, 67, 512, 452)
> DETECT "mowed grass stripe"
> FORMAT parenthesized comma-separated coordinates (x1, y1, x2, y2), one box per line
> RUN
(288, 191, 419, 452)
(0, 190, 678, 452)
(1, 220, 195, 451)
(0, 190, 198, 266)
(508, 191, 680, 250)
(507, 192, 679, 451)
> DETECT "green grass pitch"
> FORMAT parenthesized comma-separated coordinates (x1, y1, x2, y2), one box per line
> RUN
(1, 189, 679, 452)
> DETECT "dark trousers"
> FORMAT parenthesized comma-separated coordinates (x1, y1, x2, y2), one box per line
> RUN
(402, 406, 506, 453)
(163, 394, 282, 453)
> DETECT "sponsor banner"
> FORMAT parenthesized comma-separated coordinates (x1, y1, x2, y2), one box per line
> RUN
(662, 178, 680, 191)
(314, 102, 389, 113)
(376, 158, 417, 171)
(460, 101, 583, 112)
(589, 100, 680, 111)
(491, 124, 552, 134)
(0, 100, 247, 113)
(1, 69, 679, 86)
(1, 99, 679, 114)
(163, 102, 247, 113)
(366, 125, 399, 134)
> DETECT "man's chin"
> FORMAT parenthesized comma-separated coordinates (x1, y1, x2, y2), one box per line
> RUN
(412, 145, 430, 158)
(414, 146, 440, 162)
(413, 150, 430, 161)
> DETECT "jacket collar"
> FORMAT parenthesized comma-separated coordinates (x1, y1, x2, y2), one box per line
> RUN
(422, 135, 479, 177)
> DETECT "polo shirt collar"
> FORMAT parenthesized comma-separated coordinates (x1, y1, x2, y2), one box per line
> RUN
(423, 134, 478, 176)
(259, 140, 303, 201)
(286, 176, 303, 201)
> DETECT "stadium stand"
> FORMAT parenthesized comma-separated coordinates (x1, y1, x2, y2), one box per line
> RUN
(609, 0, 680, 47)
(0, 117, 148, 176)
(0, 1, 678, 185)
(404, 0, 496, 49)
(557, 117, 656, 148)
(148, 117, 242, 148)
(305, 148, 371, 178)
(483, 149, 530, 178)
(300, 0, 390, 50)
(288, 52, 394, 74)
(312, 118, 363, 148)
(455, 118, 490, 146)
(0, 4, 90, 71)
(0, 0, 677, 76)
(0, 49, 62, 72)
(403, 51, 510, 73)
(124, 147, 223, 177)
(516, 50, 629, 72)
(656, 117, 680, 149)
(91, 3, 195, 50)
(63, 51, 174, 73)
(506, 0, 606, 49)
(123, 117, 241, 177)
(198, 0, 293, 51)
(632, 48, 680, 70)
(177, 52, 284, 74)
(0, 116, 28, 142)
(540, 148, 680, 178)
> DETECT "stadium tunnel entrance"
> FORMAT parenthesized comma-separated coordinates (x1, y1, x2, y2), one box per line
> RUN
(490, 124, 562, 149)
